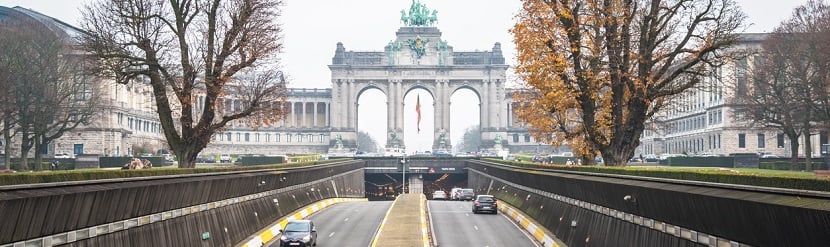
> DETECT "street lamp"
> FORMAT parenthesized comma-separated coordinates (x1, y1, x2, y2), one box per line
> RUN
(400, 154, 407, 194)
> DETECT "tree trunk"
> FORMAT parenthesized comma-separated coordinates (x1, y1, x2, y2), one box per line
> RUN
(788, 134, 800, 170)
(33, 139, 44, 171)
(19, 147, 28, 172)
(3, 119, 10, 171)
(175, 144, 200, 169)
(805, 125, 813, 171)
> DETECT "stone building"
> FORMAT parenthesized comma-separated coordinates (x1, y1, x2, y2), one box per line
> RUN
(638, 33, 829, 157)
(0, 6, 167, 158)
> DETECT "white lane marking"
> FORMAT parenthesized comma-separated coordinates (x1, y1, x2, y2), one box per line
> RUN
(329, 232, 335, 238)
(344, 217, 349, 222)
(474, 225, 479, 231)
(465, 213, 470, 216)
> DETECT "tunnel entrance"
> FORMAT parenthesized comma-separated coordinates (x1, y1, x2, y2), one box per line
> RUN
(364, 173, 468, 201)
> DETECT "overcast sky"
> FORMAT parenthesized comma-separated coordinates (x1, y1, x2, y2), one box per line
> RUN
(0, 0, 811, 153)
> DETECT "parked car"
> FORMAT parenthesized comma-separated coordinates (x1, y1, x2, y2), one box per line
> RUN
(761, 154, 780, 158)
(472, 195, 498, 214)
(459, 188, 475, 201)
(54, 153, 72, 159)
(450, 188, 462, 200)
(220, 154, 231, 163)
(432, 190, 448, 200)
(279, 220, 317, 247)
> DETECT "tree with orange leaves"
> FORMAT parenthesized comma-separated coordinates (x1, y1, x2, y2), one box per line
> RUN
(512, 0, 746, 166)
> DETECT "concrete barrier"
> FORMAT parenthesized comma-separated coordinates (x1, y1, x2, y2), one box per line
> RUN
(0, 161, 366, 246)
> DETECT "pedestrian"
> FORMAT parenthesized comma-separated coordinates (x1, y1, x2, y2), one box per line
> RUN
(50, 159, 58, 170)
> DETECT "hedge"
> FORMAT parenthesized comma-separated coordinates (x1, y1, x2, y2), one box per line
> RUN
(666, 156, 734, 167)
(760, 161, 826, 171)
(0, 158, 351, 186)
(482, 158, 830, 192)
(237, 156, 285, 166)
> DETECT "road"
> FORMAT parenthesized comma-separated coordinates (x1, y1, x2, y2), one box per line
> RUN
(265, 201, 392, 247)
(429, 200, 539, 247)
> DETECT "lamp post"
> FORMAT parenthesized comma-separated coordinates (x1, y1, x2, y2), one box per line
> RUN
(400, 154, 406, 194)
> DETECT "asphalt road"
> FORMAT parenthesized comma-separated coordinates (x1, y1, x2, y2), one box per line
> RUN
(265, 201, 393, 247)
(429, 200, 539, 247)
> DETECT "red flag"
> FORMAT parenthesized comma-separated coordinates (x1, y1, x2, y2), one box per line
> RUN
(416, 94, 421, 132)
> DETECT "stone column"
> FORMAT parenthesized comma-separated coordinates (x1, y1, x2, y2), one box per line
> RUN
(289, 101, 295, 127)
(433, 81, 442, 138)
(326, 103, 330, 127)
(396, 81, 404, 134)
(481, 80, 489, 129)
(300, 102, 306, 128)
(387, 80, 395, 146)
(489, 80, 498, 130)
(313, 102, 318, 128)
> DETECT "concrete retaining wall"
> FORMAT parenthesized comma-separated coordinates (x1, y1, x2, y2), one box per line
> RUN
(0, 161, 365, 246)
(467, 160, 830, 247)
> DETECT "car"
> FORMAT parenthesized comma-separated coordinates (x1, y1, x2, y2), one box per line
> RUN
(459, 188, 475, 201)
(432, 190, 448, 200)
(761, 153, 780, 158)
(220, 154, 231, 163)
(140, 153, 153, 157)
(279, 220, 317, 247)
(54, 153, 72, 159)
(450, 188, 462, 200)
(629, 157, 643, 163)
(472, 195, 498, 214)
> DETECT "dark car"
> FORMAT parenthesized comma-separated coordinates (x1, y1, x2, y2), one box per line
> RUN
(472, 195, 498, 214)
(459, 188, 475, 201)
(279, 220, 317, 247)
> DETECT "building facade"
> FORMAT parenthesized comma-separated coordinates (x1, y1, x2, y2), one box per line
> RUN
(638, 33, 829, 157)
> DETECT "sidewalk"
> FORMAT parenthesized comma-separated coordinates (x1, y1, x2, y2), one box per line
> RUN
(372, 193, 428, 247)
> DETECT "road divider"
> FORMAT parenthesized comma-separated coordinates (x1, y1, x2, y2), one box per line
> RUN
(240, 197, 367, 247)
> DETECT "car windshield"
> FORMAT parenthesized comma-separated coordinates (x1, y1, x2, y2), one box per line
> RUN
(478, 197, 495, 202)
(284, 222, 310, 232)
(462, 189, 474, 194)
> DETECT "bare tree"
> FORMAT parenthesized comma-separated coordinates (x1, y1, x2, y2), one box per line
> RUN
(455, 125, 481, 153)
(512, 0, 746, 166)
(81, 0, 287, 168)
(736, 0, 830, 169)
(0, 15, 103, 171)
(356, 131, 379, 153)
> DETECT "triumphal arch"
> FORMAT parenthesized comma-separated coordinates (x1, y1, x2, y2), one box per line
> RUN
(328, 1, 509, 152)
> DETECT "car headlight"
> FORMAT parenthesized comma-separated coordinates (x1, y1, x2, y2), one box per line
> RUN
(302, 235, 311, 242)
(280, 235, 287, 241)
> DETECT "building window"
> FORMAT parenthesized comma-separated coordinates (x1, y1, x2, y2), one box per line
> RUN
(236, 133, 241, 142)
(308, 134, 313, 143)
(320, 134, 325, 143)
(513, 134, 519, 143)
(265, 134, 270, 142)
(777, 133, 785, 148)
(226, 133, 232, 142)
(524, 134, 531, 142)
(297, 133, 303, 142)
(287, 134, 291, 142)
(256, 133, 260, 142)
(276, 133, 281, 142)
(738, 133, 746, 148)
(757, 134, 765, 148)
(245, 133, 250, 142)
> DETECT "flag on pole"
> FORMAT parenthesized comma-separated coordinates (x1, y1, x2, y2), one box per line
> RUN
(416, 94, 421, 132)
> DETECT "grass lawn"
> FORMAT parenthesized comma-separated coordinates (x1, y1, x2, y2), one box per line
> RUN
(622, 165, 827, 179)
